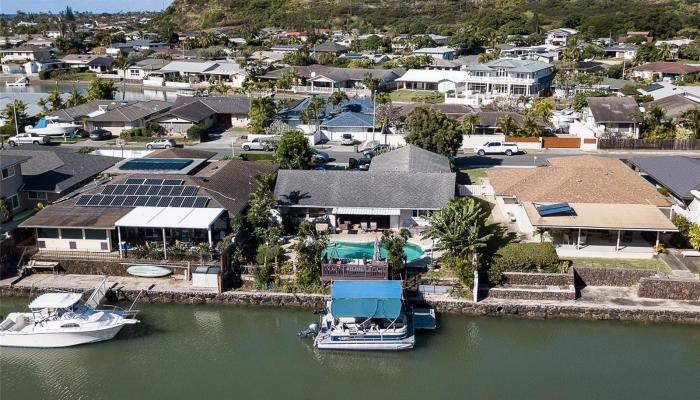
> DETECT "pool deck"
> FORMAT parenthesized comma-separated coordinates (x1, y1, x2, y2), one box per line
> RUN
(329, 232, 434, 250)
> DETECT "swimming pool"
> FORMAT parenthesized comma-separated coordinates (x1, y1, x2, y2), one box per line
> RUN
(324, 241, 425, 262)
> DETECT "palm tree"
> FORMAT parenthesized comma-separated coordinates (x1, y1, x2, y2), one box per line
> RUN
(328, 90, 347, 112)
(300, 96, 326, 133)
(362, 73, 381, 97)
(112, 52, 133, 101)
(516, 95, 532, 111)
(679, 108, 700, 139)
(497, 115, 519, 136)
(461, 113, 480, 136)
(522, 115, 542, 137)
(531, 98, 555, 122)
(421, 198, 494, 265)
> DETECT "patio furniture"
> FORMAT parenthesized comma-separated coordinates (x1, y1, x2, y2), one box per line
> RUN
(370, 222, 378, 231)
(316, 223, 329, 232)
(360, 222, 368, 232)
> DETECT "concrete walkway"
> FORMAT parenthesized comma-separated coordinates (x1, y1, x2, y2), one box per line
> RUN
(660, 249, 699, 279)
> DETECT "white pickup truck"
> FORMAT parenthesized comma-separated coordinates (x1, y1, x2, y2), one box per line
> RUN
(8, 133, 50, 146)
(475, 141, 518, 156)
(241, 137, 278, 151)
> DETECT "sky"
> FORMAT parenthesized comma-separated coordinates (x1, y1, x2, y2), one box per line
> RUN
(1, 0, 174, 14)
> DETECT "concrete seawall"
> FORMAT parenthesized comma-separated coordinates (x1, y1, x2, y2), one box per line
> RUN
(2, 278, 698, 324)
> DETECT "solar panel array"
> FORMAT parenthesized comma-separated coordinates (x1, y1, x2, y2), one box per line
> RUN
(76, 194, 209, 208)
(120, 158, 194, 171)
(75, 180, 210, 209)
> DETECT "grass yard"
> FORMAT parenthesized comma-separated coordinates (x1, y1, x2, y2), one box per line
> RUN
(567, 257, 672, 275)
(457, 168, 488, 185)
(54, 72, 97, 81)
(388, 90, 444, 103)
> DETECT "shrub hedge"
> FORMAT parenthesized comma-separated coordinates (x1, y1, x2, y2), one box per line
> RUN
(491, 242, 561, 273)
(187, 124, 208, 142)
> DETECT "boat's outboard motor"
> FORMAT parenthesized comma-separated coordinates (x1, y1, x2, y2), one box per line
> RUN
(298, 323, 320, 338)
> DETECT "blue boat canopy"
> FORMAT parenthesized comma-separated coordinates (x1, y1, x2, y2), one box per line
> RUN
(331, 280, 403, 319)
(536, 202, 572, 217)
(34, 118, 48, 129)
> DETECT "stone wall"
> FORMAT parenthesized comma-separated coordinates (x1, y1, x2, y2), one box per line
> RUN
(638, 278, 700, 301)
(502, 271, 573, 287)
(419, 296, 700, 324)
(572, 266, 659, 287)
(485, 286, 576, 301)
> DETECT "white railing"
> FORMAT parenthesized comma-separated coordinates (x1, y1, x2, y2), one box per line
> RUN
(466, 77, 535, 84)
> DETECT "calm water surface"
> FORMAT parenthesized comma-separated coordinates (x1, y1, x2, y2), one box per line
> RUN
(1, 297, 698, 400)
(1, 82, 178, 102)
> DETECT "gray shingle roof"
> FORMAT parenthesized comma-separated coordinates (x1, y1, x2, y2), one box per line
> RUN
(90, 100, 171, 123)
(649, 94, 700, 119)
(274, 170, 455, 210)
(0, 154, 30, 169)
(1, 146, 120, 193)
(586, 97, 640, 123)
(49, 100, 124, 121)
(628, 156, 700, 200)
(369, 145, 452, 173)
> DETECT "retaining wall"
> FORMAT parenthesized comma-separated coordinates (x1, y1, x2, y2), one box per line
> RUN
(32, 258, 194, 277)
(502, 271, 573, 287)
(485, 286, 576, 301)
(572, 266, 659, 287)
(638, 278, 700, 301)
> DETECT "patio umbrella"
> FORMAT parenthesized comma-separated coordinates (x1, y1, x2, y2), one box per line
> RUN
(372, 237, 381, 262)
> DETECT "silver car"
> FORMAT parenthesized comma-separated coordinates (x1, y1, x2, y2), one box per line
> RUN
(145, 138, 176, 149)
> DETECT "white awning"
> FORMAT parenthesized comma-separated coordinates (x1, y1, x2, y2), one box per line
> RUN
(29, 293, 83, 309)
(115, 207, 226, 230)
(332, 207, 401, 216)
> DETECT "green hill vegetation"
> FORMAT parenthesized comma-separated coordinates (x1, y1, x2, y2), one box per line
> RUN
(152, 0, 700, 40)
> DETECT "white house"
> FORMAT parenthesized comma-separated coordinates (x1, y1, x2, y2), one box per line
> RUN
(161, 60, 247, 87)
(603, 44, 638, 60)
(544, 28, 578, 47)
(575, 97, 641, 139)
(414, 46, 457, 60)
(395, 69, 467, 93)
(0, 45, 51, 63)
(462, 58, 554, 96)
(46, 30, 62, 39)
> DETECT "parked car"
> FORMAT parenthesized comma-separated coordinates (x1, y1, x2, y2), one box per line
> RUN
(475, 141, 519, 156)
(145, 138, 176, 149)
(241, 137, 277, 151)
(360, 144, 390, 157)
(8, 133, 50, 146)
(311, 148, 331, 163)
(341, 134, 354, 145)
(358, 156, 372, 170)
(89, 128, 112, 141)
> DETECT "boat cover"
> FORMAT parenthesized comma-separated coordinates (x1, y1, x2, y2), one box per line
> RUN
(29, 293, 82, 309)
(34, 118, 48, 129)
(331, 280, 402, 319)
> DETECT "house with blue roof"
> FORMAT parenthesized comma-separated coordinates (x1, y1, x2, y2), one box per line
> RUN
(320, 111, 375, 141)
(275, 95, 374, 132)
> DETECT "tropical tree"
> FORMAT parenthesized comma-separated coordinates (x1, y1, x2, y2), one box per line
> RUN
(299, 96, 326, 132)
(248, 97, 277, 134)
(678, 108, 700, 139)
(208, 79, 230, 95)
(521, 115, 542, 137)
(275, 130, 312, 170)
(477, 49, 499, 64)
(496, 115, 519, 136)
(37, 88, 64, 115)
(246, 173, 278, 238)
(328, 90, 348, 112)
(112, 52, 133, 101)
(530, 98, 555, 123)
(361, 72, 381, 96)
(404, 106, 463, 155)
(0, 100, 29, 135)
(516, 95, 532, 111)
(276, 67, 298, 90)
(421, 197, 495, 265)
(461, 113, 480, 136)
(380, 229, 411, 279)
(292, 220, 329, 287)
(65, 87, 86, 108)
(86, 77, 117, 100)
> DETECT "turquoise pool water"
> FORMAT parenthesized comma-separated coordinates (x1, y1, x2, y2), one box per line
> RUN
(324, 241, 424, 261)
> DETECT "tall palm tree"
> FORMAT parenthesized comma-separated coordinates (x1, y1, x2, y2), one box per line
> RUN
(461, 113, 480, 136)
(421, 198, 494, 265)
(112, 52, 133, 101)
(497, 115, 519, 136)
(522, 115, 542, 137)
(328, 90, 347, 112)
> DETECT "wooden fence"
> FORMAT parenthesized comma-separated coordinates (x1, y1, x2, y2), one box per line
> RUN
(598, 138, 700, 150)
(321, 263, 388, 281)
(542, 137, 581, 148)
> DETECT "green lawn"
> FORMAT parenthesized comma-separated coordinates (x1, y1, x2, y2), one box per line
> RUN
(54, 72, 97, 81)
(567, 257, 672, 275)
(457, 168, 487, 185)
(388, 90, 444, 103)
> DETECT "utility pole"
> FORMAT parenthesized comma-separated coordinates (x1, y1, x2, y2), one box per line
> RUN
(372, 89, 376, 142)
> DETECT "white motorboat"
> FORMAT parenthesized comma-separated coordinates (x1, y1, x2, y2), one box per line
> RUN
(24, 116, 80, 136)
(0, 278, 141, 348)
(299, 280, 436, 351)
(5, 77, 28, 87)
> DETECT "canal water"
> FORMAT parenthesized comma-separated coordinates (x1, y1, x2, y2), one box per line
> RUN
(0, 297, 698, 400)
(1, 82, 178, 102)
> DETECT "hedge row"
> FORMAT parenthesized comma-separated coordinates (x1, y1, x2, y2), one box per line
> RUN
(491, 242, 562, 274)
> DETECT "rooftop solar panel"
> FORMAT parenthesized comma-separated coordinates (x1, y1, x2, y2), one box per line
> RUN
(146, 186, 160, 195)
(135, 185, 149, 195)
(169, 197, 184, 207)
(157, 197, 172, 207)
(125, 178, 146, 185)
(145, 196, 160, 207)
(113, 185, 127, 195)
(162, 179, 184, 186)
(181, 186, 197, 196)
(134, 196, 149, 206)
(121, 158, 193, 171)
(170, 186, 184, 196)
(101, 185, 116, 195)
(181, 197, 195, 207)
(76, 195, 92, 206)
(99, 195, 115, 206)
(123, 185, 138, 195)
(122, 196, 137, 207)
(87, 195, 102, 206)
(112, 195, 127, 206)
(158, 186, 173, 196)
(193, 197, 209, 208)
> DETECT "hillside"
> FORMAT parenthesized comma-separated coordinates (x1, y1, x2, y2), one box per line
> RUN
(151, 0, 700, 39)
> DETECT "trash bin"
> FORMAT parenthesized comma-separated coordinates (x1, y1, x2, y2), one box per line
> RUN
(353, 144, 358, 152)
